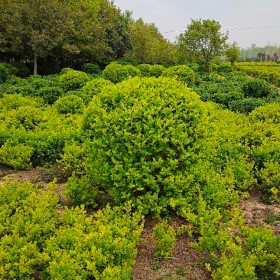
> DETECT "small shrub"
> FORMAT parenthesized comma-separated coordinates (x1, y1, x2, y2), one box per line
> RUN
(137, 64, 152, 77)
(228, 98, 266, 113)
(242, 79, 273, 98)
(0, 143, 33, 169)
(152, 221, 176, 258)
(0, 94, 43, 110)
(214, 62, 233, 73)
(0, 63, 18, 83)
(81, 63, 101, 75)
(14, 106, 44, 130)
(59, 70, 90, 92)
(102, 62, 140, 83)
(54, 95, 85, 115)
(149, 64, 165, 77)
(0, 180, 144, 279)
(249, 103, 280, 124)
(38, 86, 63, 104)
(257, 161, 280, 200)
(81, 78, 113, 104)
(162, 65, 195, 86)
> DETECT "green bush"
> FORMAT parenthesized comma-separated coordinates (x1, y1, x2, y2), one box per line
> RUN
(149, 64, 165, 77)
(82, 77, 206, 215)
(0, 180, 144, 279)
(162, 65, 195, 86)
(81, 78, 114, 104)
(242, 79, 273, 98)
(0, 94, 43, 110)
(59, 70, 90, 92)
(249, 103, 280, 124)
(0, 180, 59, 279)
(137, 64, 151, 77)
(257, 161, 280, 200)
(28, 133, 71, 166)
(102, 62, 140, 83)
(38, 86, 63, 104)
(228, 98, 266, 113)
(0, 63, 18, 83)
(81, 63, 101, 75)
(213, 62, 233, 73)
(54, 95, 85, 115)
(0, 143, 33, 169)
(152, 220, 176, 258)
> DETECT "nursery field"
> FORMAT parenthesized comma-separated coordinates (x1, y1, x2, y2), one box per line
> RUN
(0, 62, 280, 280)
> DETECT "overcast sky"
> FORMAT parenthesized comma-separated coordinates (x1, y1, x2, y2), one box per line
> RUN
(114, 0, 280, 48)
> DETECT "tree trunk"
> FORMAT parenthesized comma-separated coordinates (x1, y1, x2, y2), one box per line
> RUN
(34, 53, 38, 75)
(205, 60, 211, 73)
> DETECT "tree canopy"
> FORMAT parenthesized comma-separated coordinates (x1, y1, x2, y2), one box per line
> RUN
(0, 0, 132, 74)
(178, 19, 228, 72)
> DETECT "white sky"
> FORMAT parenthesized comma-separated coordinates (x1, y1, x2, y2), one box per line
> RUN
(114, 0, 280, 48)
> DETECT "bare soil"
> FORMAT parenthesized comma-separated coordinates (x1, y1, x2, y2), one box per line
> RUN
(240, 190, 280, 235)
(132, 218, 212, 280)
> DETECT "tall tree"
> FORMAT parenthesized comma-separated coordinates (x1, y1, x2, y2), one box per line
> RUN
(225, 42, 240, 65)
(178, 19, 228, 72)
(97, 1, 132, 63)
(0, 0, 69, 74)
(125, 18, 178, 65)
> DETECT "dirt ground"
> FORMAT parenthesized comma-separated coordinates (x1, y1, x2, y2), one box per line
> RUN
(240, 190, 280, 235)
(132, 218, 212, 280)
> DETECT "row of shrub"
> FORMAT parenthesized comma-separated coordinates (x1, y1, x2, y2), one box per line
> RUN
(237, 62, 280, 86)
(0, 93, 81, 169)
(193, 71, 280, 113)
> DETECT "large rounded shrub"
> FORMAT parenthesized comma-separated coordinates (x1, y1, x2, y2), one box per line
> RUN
(242, 79, 273, 98)
(162, 65, 195, 86)
(82, 77, 206, 215)
(59, 70, 90, 92)
(102, 62, 140, 83)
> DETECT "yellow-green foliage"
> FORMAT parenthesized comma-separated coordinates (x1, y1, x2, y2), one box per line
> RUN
(0, 93, 81, 168)
(0, 180, 144, 279)
(102, 62, 140, 83)
(192, 196, 280, 280)
(82, 77, 206, 215)
(152, 220, 176, 258)
(237, 62, 280, 86)
(54, 95, 85, 115)
(162, 65, 195, 86)
(81, 78, 114, 104)
(59, 70, 90, 92)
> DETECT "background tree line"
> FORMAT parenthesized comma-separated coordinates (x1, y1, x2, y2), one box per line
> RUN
(1, 0, 261, 75)
(0, 0, 180, 75)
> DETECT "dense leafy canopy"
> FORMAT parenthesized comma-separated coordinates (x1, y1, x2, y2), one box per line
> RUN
(178, 19, 228, 72)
